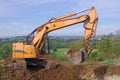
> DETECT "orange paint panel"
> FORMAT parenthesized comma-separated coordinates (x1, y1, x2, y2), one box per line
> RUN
(12, 42, 37, 58)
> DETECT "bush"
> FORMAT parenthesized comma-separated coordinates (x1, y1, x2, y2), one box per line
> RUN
(70, 39, 84, 50)
(0, 43, 12, 59)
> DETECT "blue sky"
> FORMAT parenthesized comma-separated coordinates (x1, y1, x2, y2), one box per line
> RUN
(0, 0, 120, 37)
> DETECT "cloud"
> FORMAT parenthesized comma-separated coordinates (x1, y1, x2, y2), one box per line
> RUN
(0, 22, 32, 37)
(0, 0, 64, 17)
(67, 0, 120, 19)
(97, 23, 120, 35)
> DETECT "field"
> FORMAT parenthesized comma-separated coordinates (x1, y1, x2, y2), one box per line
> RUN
(51, 48, 69, 61)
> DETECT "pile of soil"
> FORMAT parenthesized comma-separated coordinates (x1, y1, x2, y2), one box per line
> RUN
(1, 57, 120, 80)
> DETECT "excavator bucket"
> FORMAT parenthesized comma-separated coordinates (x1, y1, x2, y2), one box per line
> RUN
(66, 48, 88, 64)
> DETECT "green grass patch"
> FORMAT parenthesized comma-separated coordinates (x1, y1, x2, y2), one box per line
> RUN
(87, 49, 116, 64)
(100, 59, 116, 64)
(51, 48, 69, 61)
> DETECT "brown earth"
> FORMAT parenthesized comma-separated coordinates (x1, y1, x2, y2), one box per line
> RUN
(0, 57, 120, 80)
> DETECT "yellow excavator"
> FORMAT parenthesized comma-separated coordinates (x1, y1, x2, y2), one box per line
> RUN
(12, 7, 98, 69)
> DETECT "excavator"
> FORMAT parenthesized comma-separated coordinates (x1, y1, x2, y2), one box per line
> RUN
(12, 7, 98, 69)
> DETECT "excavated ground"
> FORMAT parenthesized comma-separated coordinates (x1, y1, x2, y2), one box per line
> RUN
(0, 57, 120, 80)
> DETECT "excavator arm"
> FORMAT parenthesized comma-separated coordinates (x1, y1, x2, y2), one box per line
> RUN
(12, 7, 98, 64)
(30, 7, 98, 55)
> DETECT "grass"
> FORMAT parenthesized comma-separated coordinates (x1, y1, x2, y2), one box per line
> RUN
(51, 48, 116, 64)
(87, 49, 117, 64)
(51, 48, 69, 61)
(100, 59, 116, 64)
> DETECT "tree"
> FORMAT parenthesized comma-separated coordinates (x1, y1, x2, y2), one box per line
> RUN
(70, 39, 84, 50)
(95, 35, 116, 60)
(115, 29, 120, 41)
(52, 47, 57, 52)
(96, 36, 112, 53)
(0, 43, 12, 59)
(113, 29, 120, 55)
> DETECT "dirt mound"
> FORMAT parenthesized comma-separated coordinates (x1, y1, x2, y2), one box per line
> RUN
(1, 57, 120, 80)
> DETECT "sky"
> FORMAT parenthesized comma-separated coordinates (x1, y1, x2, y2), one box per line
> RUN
(0, 0, 120, 37)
